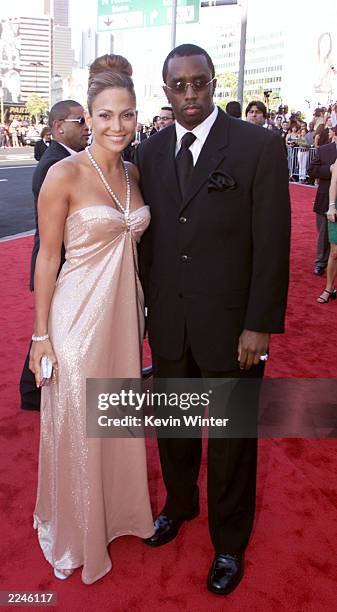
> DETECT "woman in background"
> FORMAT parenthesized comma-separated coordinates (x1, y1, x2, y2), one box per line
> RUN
(317, 159, 337, 303)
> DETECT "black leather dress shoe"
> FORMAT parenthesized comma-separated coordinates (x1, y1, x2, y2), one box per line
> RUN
(207, 553, 244, 596)
(314, 265, 324, 276)
(143, 513, 184, 547)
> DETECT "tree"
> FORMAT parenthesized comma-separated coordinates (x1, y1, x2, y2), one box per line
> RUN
(26, 95, 49, 124)
(216, 72, 238, 102)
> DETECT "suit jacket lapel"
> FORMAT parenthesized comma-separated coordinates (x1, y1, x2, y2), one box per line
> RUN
(154, 127, 181, 205)
(180, 109, 230, 213)
(51, 140, 72, 160)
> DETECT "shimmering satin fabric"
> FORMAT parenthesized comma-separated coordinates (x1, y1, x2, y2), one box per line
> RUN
(34, 205, 154, 584)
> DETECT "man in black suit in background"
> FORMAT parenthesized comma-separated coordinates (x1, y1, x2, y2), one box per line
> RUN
(137, 45, 290, 596)
(20, 99, 89, 410)
(149, 115, 160, 135)
(33, 126, 51, 161)
(308, 127, 337, 275)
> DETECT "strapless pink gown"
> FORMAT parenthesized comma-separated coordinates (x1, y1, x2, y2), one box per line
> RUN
(34, 205, 154, 584)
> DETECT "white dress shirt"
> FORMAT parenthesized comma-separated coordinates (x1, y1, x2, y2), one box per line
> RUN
(175, 105, 218, 165)
(59, 142, 78, 155)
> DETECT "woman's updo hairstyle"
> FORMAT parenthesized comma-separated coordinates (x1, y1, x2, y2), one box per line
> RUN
(87, 54, 136, 114)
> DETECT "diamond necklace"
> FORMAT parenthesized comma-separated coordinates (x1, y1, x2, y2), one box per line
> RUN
(85, 146, 130, 225)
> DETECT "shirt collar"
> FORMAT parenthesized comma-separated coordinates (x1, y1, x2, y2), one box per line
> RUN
(175, 105, 218, 149)
(58, 142, 77, 155)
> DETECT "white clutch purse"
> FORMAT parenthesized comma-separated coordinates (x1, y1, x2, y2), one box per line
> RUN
(40, 355, 53, 383)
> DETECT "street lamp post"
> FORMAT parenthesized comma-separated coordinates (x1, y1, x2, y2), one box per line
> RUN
(196, 1, 248, 109)
(171, 0, 178, 49)
(237, 0, 247, 110)
(29, 61, 44, 93)
(0, 87, 4, 124)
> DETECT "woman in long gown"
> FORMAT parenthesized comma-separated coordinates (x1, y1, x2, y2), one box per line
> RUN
(29, 55, 154, 584)
(317, 158, 337, 303)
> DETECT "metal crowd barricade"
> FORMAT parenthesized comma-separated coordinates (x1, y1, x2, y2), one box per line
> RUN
(287, 146, 317, 182)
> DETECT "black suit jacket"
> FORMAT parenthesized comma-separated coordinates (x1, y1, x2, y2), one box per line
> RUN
(34, 139, 49, 161)
(137, 108, 291, 371)
(29, 140, 70, 290)
(308, 142, 337, 214)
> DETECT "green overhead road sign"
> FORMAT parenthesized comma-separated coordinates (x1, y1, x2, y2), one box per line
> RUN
(97, 0, 200, 31)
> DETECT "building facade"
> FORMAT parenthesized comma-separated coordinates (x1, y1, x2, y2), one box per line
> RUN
(0, 16, 52, 105)
(80, 29, 98, 70)
(47, 0, 74, 79)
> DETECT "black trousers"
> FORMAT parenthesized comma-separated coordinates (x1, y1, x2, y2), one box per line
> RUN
(20, 343, 41, 410)
(152, 342, 264, 554)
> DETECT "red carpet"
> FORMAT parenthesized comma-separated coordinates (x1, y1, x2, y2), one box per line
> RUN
(1, 185, 337, 611)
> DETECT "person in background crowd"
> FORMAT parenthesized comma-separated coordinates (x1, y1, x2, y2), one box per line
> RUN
(34, 126, 52, 161)
(277, 104, 288, 121)
(143, 125, 151, 138)
(273, 115, 283, 133)
(0, 123, 7, 148)
(123, 121, 147, 163)
(159, 106, 175, 129)
(149, 115, 160, 135)
(331, 102, 337, 127)
(226, 100, 242, 118)
(305, 122, 316, 185)
(20, 99, 90, 411)
(308, 126, 337, 275)
(134, 121, 147, 142)
(280, 119, 289, 148)
(286, 124, 299, 180)
(297, 126, 309, 183)
(286, 124, 299, 147)
(305, 122, 315, 147)
(312, 107, 325, 129)
(245, 100, 267, 126)
(317, 158, 337, 302)
(314, 123, 329, 148)
(9, 121, 19, 147)
(269, 110, 276, 123)
(17, 124, 26, 146)
(328, 127, 335, 142)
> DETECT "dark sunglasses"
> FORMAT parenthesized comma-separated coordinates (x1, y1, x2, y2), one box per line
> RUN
(165, 77, 215, 94)
(63, 117, 86, 125)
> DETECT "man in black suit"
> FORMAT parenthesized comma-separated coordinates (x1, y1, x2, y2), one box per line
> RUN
(33, 126, 51, 161)
(123, 121, 147, 163)
(137, 45, 290, 596)
(149, 115, 160, 135)
(308, 127, 337, 275)
(20, 99, 89, 410)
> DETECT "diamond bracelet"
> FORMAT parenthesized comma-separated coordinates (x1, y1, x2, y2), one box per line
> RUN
(32, 334, 49, 342)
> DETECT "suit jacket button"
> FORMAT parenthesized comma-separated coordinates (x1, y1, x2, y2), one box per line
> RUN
(179, 216, 187, 223)
(181, 254, 189, 262)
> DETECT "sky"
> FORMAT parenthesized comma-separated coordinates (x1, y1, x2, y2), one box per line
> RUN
(2, 0, 337, 117)
(3, 0, 336, 56)
(1, 0, 302, 58)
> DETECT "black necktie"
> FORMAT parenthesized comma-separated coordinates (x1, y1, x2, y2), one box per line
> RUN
(176, 132, 196, 197)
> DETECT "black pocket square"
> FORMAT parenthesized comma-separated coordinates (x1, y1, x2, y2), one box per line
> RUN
(208, 171, 237, 192)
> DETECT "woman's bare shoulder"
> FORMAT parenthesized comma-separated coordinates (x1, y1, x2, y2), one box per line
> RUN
(47, 151, 87, 178)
